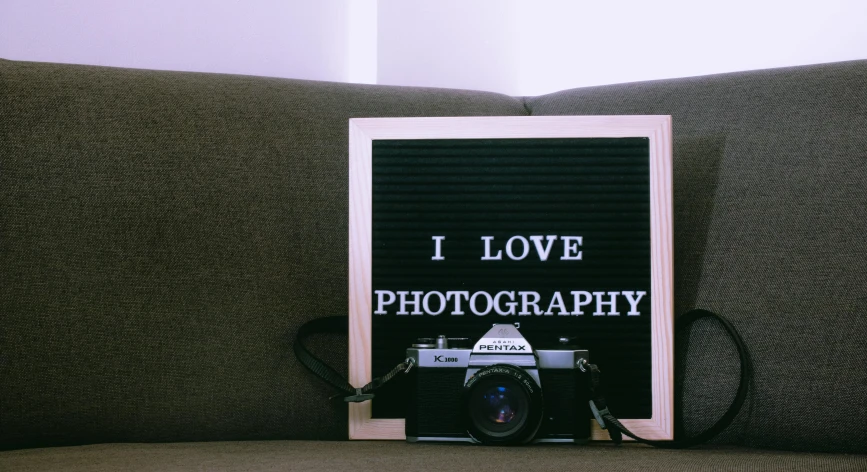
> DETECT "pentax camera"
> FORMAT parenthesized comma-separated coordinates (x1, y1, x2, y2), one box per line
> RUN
(405, 323, 591, 445)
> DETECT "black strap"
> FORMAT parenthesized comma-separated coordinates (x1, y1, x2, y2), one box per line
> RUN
(295, 308, 751, 448)
(588, 308, 752, 448)
(294, 316, 413, 403)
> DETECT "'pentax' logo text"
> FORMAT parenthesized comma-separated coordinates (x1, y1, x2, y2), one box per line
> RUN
(478, 344, 527, 351)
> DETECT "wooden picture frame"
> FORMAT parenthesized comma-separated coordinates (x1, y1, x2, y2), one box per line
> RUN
(348, 116, 673, 441)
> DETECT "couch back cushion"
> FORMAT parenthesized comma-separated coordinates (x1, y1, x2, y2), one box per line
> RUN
(0, 59, 527, 449)
(527, 60, 867, 453)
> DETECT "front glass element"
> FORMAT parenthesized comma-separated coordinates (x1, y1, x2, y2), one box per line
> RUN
(482, 386, 518, 424)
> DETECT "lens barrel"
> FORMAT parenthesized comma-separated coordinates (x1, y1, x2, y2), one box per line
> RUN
(463, 364, 544, 445)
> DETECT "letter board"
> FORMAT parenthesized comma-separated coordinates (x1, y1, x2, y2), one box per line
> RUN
(348, 116, 673, 440)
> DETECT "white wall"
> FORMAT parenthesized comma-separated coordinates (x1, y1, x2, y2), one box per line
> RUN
(2, 0, 865, 95)
(378, 0, 867, 95)
(376, 1, 521, 94)
(0, 0, 352, 82)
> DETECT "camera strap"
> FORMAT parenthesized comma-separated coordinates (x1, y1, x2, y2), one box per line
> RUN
(294, 308, 751, 448)
(587, 308, 752, 448)
(294, 316, 415, 403)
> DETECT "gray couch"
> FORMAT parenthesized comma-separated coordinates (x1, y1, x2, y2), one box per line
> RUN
(1, 58, 865, 470)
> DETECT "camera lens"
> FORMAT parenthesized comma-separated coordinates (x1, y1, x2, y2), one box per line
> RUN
(463, 365, 543, 445)
(473, 384, 526, 427)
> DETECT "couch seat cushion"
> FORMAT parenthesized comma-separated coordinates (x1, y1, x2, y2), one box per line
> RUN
(1, 441, 865, 472)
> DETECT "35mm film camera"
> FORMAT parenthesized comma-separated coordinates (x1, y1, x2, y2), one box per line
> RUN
(405, 324, 591, 445)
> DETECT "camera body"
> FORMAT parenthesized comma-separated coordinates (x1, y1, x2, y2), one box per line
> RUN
(405, 324, 591, 445)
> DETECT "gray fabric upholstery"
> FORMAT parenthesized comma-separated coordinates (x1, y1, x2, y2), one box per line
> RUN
(526, 61, 867, 453)
(2, 57, 865, 457)
(1, 441, 866, 472)
(0, 60, 527, 449)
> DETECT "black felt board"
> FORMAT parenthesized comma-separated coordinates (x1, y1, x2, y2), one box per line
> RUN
(370, 138, 651, 420)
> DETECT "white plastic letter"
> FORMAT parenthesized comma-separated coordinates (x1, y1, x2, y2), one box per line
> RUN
(374, 290, 395, 315)
(571, 291, 592, 315)
(481, 236, 502, 260)
(431, 236, 445, 261)
(560, 236, 583, 260)
(494, 291, 517, 316)
(622, 291, 646, 316)
(470, 291, 494, 316)
(506, 236, 530, 260)
(518, 291, 543, 315)
(529, 235, 558, 261)
(593, 291, 620, 316)
(446, 291, 470, 315)
(397, 291, 424, 315)
(422, 291, 447, 316)
(545, 291, 570, 316)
